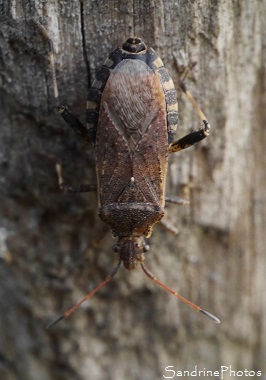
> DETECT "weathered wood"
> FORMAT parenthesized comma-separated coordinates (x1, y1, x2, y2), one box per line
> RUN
(0, 1, 265, 379)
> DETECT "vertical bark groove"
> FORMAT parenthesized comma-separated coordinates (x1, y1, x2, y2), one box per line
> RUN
(80, 0, 91, 89)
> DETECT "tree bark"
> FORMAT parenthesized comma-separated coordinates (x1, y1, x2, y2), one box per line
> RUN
(0, 1, 265, 379)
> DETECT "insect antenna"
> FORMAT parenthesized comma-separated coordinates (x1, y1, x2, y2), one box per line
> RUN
(47, 261, 122, 328)
(141, 263, 220, 323)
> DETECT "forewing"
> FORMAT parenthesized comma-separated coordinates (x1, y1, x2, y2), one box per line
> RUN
(133, 73, 168, 206)
(95, 59, 168, 207)
(95, 101, 132, 206)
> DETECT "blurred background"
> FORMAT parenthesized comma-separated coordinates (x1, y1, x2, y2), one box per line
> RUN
(0, 0, 265, 379)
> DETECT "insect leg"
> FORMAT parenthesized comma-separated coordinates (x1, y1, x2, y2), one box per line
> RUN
(159, 217, 179, 236)
(168, 65, 210, 153)
(165, 196, 189, 205)
(31, 19, 91, 143)
(161, 197, 189, 234)
(56, 163, 97, 193)
(91, 225, 110, 248)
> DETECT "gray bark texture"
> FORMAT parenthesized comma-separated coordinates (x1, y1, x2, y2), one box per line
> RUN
(1, 1, 266, 379)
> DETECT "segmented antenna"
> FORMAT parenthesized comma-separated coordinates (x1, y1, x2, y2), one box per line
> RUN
(47, 260, 219, 328)
(141, 263, 220, 323)
(47, 261, 122, 328)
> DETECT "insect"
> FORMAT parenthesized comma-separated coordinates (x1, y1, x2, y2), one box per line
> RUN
(32, 20, 220, 326)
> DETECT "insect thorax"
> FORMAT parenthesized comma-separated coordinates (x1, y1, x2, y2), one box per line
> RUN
(100, 203, 164, 238)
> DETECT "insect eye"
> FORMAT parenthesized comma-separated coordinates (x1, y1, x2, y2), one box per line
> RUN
(143, 244, 150, 252)
(112, 244, 120, 253)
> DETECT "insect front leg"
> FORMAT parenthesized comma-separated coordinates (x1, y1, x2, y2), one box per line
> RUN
(159, 217, 179, 236)
(161, 197, 190, 235)
(31, 19, 92, 143)
(165, 196, 189, 205)
(168, 64, 210, 153)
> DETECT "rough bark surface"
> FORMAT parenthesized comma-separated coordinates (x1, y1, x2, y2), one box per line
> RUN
(0, 1, 265, 379)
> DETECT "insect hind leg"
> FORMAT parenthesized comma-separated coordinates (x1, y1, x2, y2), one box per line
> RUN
(168, 62, 210, 153)
(31, 19, 91, 142)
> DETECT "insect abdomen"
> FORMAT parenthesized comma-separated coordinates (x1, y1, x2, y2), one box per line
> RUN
(86, 37, 178, 144)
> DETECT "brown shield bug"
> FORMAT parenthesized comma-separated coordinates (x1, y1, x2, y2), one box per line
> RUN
(32, 20, 220, 326)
